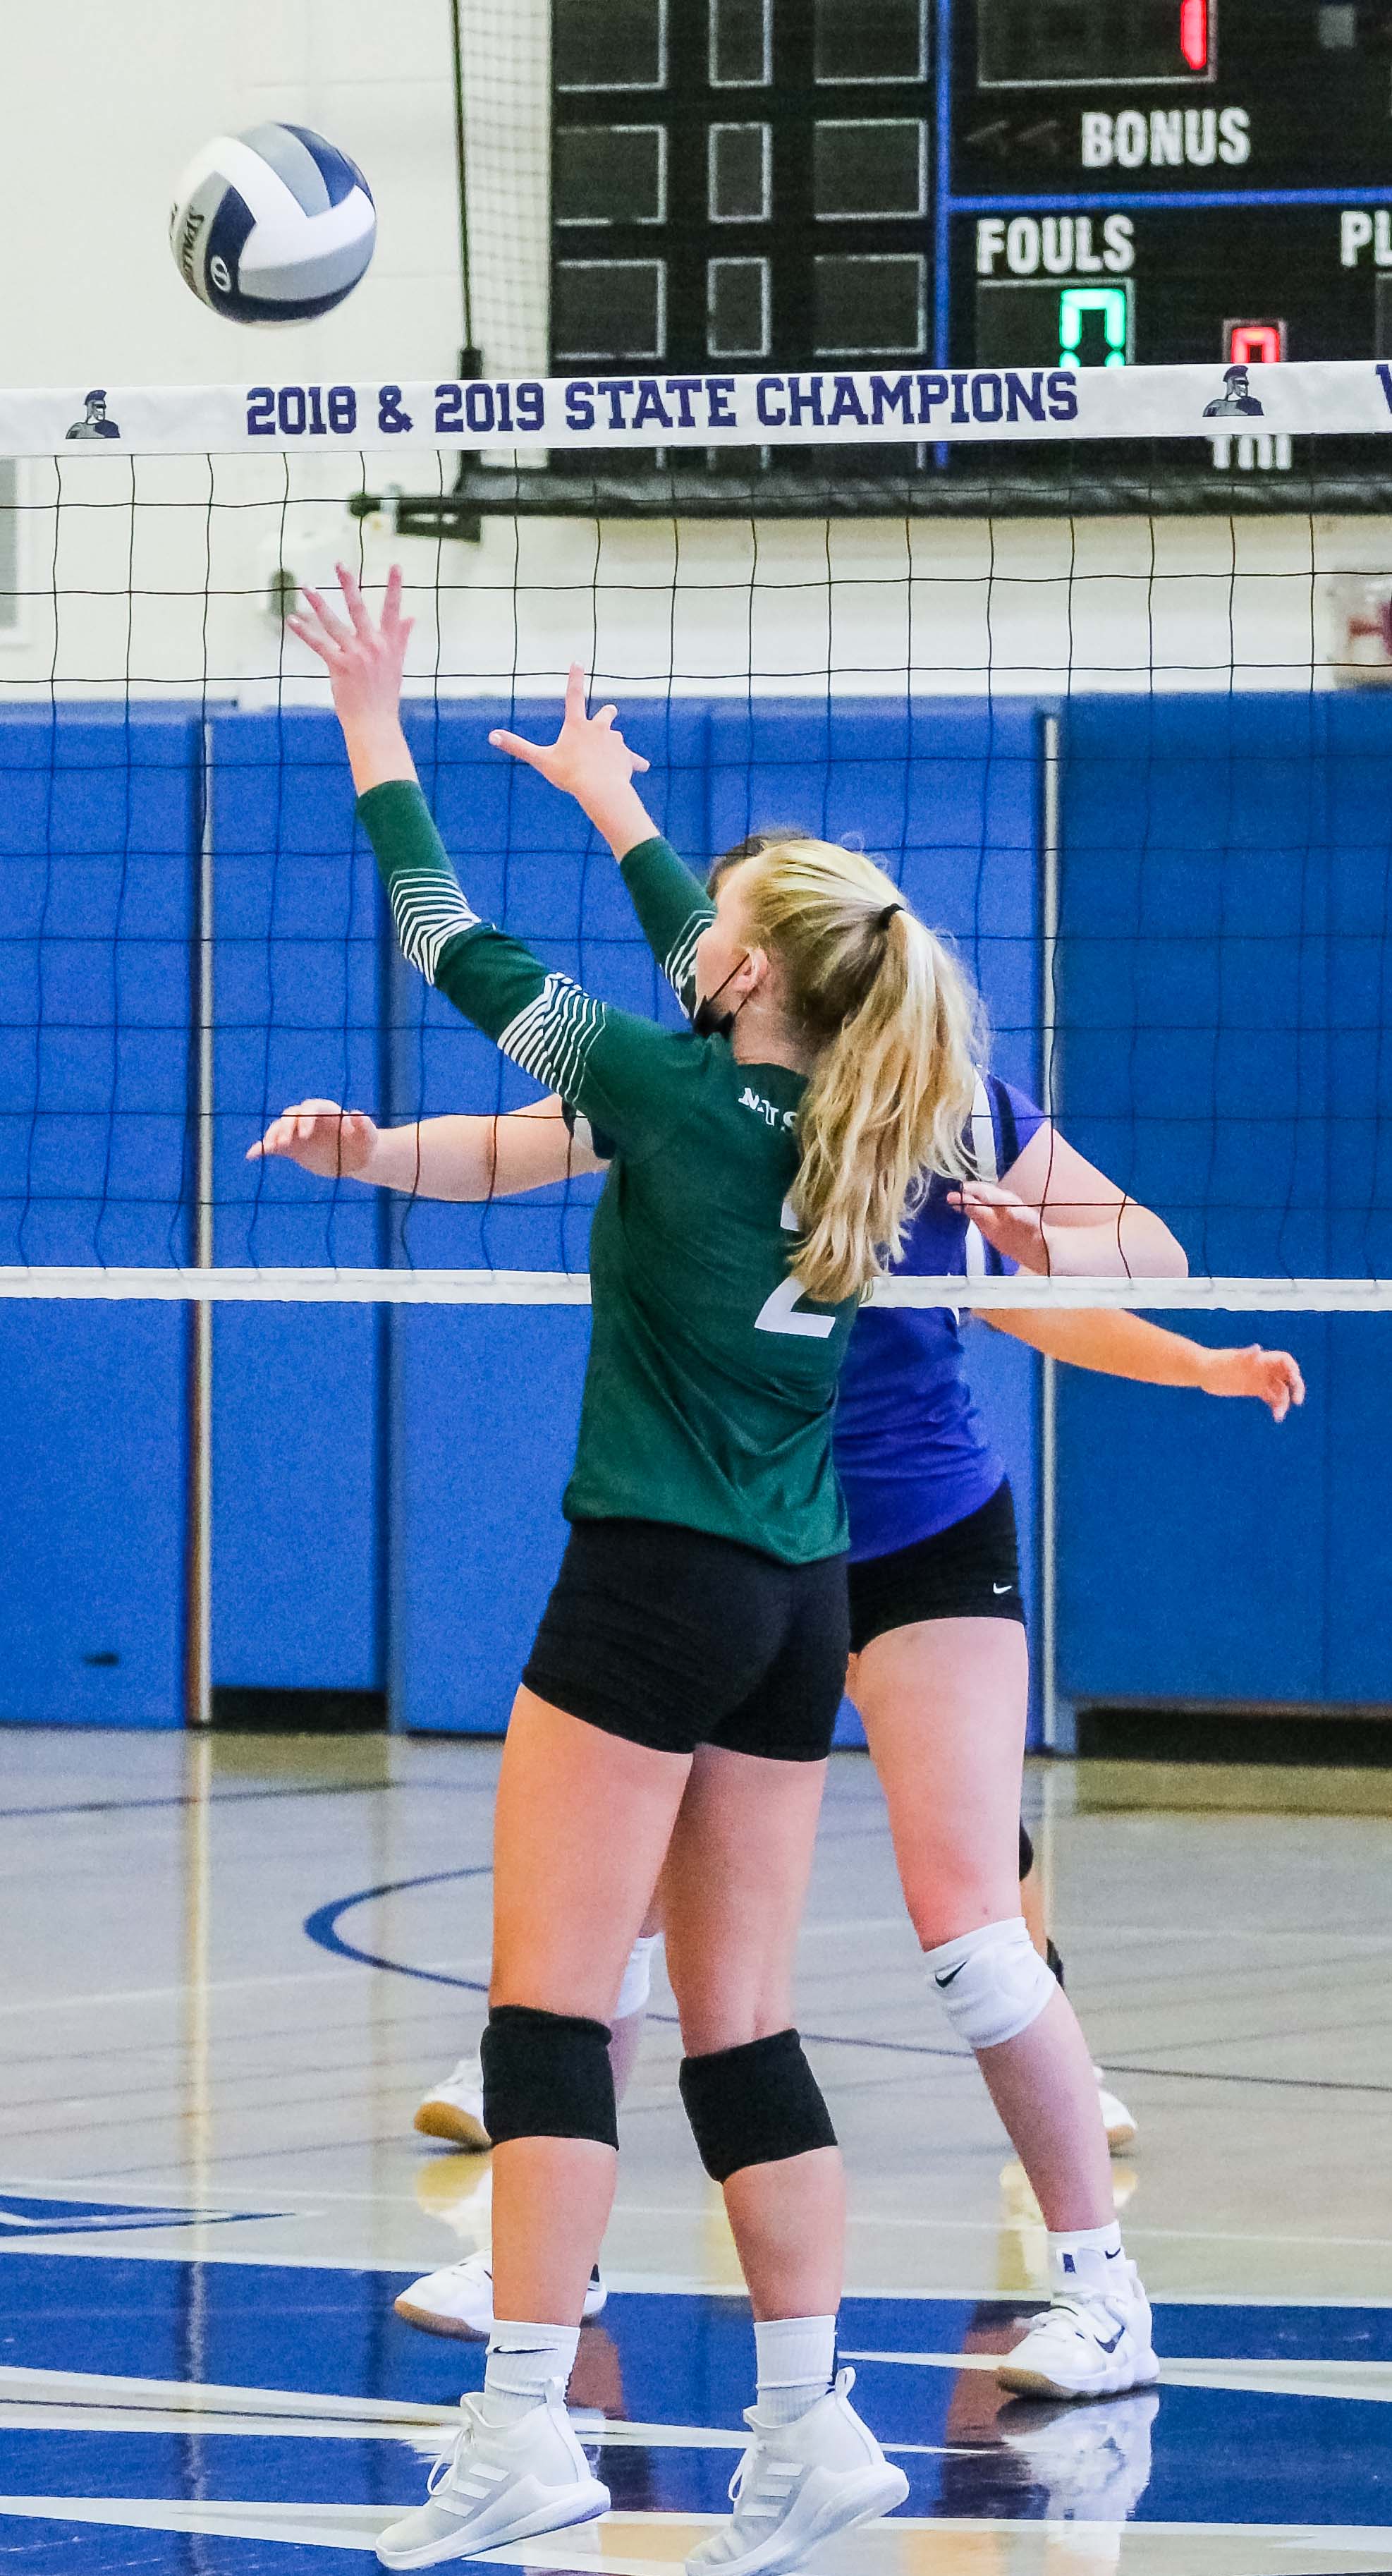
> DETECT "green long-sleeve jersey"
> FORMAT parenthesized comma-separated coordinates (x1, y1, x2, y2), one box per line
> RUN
(359, 779, 854, 1563)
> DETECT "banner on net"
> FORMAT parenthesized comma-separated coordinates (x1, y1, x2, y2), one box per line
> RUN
(13, 360, 1392, 458)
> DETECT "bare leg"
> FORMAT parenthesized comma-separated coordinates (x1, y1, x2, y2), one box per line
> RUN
(488, 1688, 690, 2323)
(850, 1620, 1114, 2233)
(661, 1744, 843, 2319)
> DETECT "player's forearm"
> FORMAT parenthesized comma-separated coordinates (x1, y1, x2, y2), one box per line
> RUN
(1038, 1206, 1188, 1279)
(987, 1306, 1209, 1385)
(361, 1117, 501, 1201)
(340, 709, 418, 798)
(593, 780, 660, 861)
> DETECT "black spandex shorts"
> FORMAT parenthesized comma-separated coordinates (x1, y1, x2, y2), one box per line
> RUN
(846, 1478, 1024, 1656)
(524, 1517, 850, 1763)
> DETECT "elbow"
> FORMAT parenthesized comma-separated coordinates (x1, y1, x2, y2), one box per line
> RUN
(1147, 1217, 1188, 1278)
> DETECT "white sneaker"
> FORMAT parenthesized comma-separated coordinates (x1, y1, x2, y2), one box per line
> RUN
(414, 2057, 489, 2151)
(686, 2367, 908, 2576)
(1094, 2067, 1137, 2154)
(996, 2252, 1159, 2402)
(375, 2386, 609, 2570)
(394, 2249, 608, 2341)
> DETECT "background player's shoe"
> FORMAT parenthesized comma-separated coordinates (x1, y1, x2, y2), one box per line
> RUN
(1095, 2068, 1137, 2153)
(394, 2249, 607, 2340)
(996, 2253, 1159, 2401)
(686, 2368, 908, 2576)
(997, 2386, 1159, 2522)
(414, 2057, 489, 2150)
(375, 2388, 609, 2569)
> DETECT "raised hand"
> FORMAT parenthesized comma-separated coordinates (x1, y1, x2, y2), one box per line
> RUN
(1197, 1343, 1306, 1422)
(247, 1100, 379, 1181)
(489, 663, 654, 858)
(286, 563, 417, 791)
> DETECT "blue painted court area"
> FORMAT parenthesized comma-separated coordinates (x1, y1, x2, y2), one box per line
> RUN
(3, 2253, 1391, 2570)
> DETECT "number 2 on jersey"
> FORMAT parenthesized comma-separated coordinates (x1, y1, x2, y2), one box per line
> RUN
(755, 1199, 837, 1340)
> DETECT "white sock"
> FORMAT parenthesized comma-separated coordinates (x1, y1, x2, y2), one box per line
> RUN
(754, 2315, 837, 2424)
(1048, 2220, 1124, 2295)
(482, 2319, 580, 2424)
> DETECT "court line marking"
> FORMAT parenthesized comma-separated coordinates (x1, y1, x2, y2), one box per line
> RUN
(0, 1781, 485, 1824)
(0, 2367, 966, 2457)
(3, 2495, 1392, 2562)
(301, 1869, 1392, 2097)
(6, 2235, 1392, 2300)
(841, 2349, 1392, 2402)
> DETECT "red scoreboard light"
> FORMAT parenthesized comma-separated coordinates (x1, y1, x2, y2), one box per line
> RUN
(1226, 321, 1287, 365)
(1179, 0, 1210, 72)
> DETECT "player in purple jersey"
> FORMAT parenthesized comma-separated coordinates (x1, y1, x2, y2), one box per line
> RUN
(257, 839, 1302, 2402)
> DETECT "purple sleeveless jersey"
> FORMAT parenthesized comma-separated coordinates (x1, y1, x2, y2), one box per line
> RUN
(835, 1074, 1044, 1564)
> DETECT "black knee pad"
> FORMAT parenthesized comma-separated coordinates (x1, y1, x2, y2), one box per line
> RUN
(1018, 1821, 1034, 1880)
(679, 2028, 836, 2183)
(481, 2005, 618, 2149)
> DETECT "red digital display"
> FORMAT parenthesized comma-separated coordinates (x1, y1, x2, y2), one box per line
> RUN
(1180, 0, 1210, 71)
(1226, 322, 1287, 364)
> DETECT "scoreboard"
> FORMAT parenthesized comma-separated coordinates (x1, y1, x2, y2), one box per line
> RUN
(951, 0, 1392, 382)
(535, 0, 1392, 504)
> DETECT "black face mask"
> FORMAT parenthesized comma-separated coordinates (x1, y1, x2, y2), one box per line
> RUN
(692, 952, 750, 1041)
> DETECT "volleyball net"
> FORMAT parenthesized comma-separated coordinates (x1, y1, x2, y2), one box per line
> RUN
(5, 357, 1392, 1311)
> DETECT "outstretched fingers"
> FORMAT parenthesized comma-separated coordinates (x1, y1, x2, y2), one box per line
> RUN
(564, 662, 589, 725)
(379, 561, 410, 644)
(288, 584, 350, 665)
(487, 725, 549, 770)
(335, 560, 374, 640)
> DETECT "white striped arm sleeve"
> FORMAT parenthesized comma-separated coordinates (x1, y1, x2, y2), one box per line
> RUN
(389, 866, 480, 983)
(496, 972, 607, 1098)
(661, 908, 708, 1011)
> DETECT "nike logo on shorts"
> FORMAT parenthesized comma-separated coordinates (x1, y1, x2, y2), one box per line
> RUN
(992, 1581, 1013, 1595)
(934, 1962, 966, 1988)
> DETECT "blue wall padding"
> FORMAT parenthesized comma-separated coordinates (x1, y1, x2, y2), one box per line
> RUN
(1056, 695, 1392, 1708)
(705, 700, 1040, 1096)
(390, 1305, 591, 1732)
(0, 712, 198, 1725)
(0, 710, 200, 1266)
(211, 1304, 384, 1694)
(204, 713, 387, 1691)
(209, 711, 384, 1271)
(0, 1304, 188, 1725)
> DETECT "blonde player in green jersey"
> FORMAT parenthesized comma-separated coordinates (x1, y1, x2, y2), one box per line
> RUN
(287, 565, 983, 2576)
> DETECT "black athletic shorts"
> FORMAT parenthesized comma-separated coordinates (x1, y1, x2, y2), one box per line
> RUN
(846, 1478, 1024, 1655)
(524, 1517, 850, 1763)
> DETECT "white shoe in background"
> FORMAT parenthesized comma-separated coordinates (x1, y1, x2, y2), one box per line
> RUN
(414, 2057, 489, 2151)
(375, 2386, 609, 2569)
(996, 2252, 1159, 2402)
(685, 2368, 908, 2576)
(394, 2249, 608, 2341)
(1094, 2067, 1137, 2153)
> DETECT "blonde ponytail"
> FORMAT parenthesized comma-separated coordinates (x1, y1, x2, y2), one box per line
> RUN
(731, 837, 983, 1304)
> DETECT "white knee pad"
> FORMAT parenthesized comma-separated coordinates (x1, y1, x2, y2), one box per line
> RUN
(922, 1916, 1056, 2051)
(615, 1931, 662, 2022)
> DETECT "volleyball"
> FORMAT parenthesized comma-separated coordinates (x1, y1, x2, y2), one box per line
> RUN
(169, 122, 375, 324)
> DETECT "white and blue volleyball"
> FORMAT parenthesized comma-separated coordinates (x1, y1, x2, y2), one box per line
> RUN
(170, 123, 375, 324)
